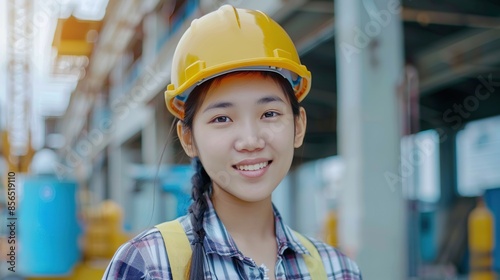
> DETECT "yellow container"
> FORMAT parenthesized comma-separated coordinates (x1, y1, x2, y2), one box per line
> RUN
(324, 210, 338, 248)
(468, 197, 496, 280)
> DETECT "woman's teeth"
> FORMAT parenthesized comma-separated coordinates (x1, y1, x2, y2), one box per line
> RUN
(236, 161, 269, 171)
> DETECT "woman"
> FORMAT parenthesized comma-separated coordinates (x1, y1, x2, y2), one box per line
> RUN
(104, 5, 362, 280)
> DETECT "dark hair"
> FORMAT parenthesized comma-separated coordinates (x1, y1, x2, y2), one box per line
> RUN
(181, 71, 301, 280)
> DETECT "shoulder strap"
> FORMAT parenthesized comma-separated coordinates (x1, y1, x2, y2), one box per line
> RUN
(156, 221, 327, 280)
(156, 220, 192, 280)
(293, 231, 328, 280)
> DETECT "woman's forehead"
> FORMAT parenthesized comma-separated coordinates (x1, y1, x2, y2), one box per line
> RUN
(200, 73, 287, 105)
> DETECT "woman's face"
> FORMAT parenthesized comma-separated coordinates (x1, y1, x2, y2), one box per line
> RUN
(178, 73, 307, 204)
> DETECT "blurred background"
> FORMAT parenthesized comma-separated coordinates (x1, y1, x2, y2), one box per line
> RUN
(0, 0, 499, 279)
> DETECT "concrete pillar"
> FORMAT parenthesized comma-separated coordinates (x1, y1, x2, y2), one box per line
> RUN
(142, 106, 157, 166)
(108, 143, 125, 205)
(335, 0, 406, 278)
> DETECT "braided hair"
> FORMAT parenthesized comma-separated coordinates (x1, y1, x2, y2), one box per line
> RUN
(186, 156, 211, 279)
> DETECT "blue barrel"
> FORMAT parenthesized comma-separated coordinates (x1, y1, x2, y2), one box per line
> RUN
(419, 211, 437, 262)
(18, 175, 80, 276)
(485, 188, 500, 273)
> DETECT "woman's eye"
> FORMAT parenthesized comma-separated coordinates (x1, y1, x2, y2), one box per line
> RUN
(212, 116, 231, 123)
(262, 111, 280, 118)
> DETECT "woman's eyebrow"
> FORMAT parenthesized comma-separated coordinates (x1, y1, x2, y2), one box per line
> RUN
(203, 101, 233, 113)
(257, 96, 285, 105)
(203, 96, 285, 113)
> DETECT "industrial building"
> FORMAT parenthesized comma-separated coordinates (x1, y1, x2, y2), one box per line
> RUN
(1, 0, 499, 279)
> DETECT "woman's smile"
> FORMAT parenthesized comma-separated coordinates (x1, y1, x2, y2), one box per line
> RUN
(233, 159, 273, 178)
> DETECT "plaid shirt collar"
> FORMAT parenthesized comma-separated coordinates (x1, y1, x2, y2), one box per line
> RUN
(201, 195, 310, 258)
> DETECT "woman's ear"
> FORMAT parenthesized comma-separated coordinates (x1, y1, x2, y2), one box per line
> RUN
(177, 120, 197, 157)
(294, 107, 307, 148)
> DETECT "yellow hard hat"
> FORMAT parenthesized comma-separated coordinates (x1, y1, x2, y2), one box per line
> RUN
(165, 5, 311, 120)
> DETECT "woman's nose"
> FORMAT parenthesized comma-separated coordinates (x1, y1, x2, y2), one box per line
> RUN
(234, 123, 265, 152)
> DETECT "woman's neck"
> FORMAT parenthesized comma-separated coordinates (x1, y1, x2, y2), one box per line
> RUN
(211, 192, 276, 242)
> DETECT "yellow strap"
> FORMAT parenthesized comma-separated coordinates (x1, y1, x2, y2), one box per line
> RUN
(293, 230, 328, 280)
(156, 221, 326, 280)
(156, 220, 192, 280)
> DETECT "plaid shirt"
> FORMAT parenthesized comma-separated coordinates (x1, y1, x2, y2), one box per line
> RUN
(103, 198, 362, 279)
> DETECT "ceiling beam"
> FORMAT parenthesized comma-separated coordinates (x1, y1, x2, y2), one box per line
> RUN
(402, 7, 500, 29)
(296, 17, 335, 55)
(416, 27, 500, 95)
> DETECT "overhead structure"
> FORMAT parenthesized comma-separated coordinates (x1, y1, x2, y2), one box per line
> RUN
(52, 16, 102, 57)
